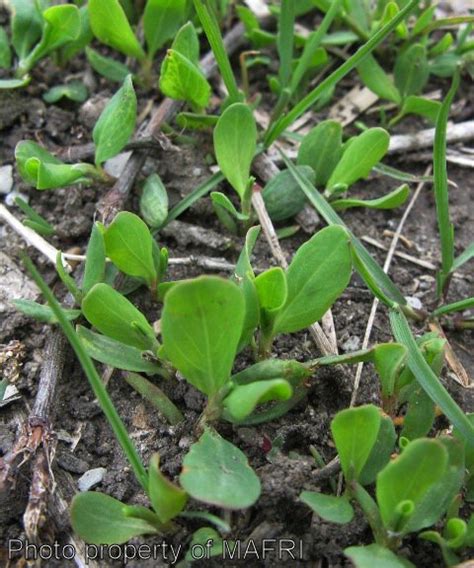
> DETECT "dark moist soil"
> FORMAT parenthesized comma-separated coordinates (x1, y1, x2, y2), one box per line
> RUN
(1, 22, 473, 568)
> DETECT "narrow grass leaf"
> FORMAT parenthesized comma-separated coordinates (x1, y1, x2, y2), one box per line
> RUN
(332, 185, 409, 211)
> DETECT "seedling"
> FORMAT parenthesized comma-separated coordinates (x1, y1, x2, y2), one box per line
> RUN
(0, 2, 82, 88)
(88, 0, 190, 86)
(15, 75, 137, 189)
(301, 404, 469, 565)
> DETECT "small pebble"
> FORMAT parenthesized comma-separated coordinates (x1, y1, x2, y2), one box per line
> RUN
(405, 296, 423, 310)
(5, 190, 28, 207)
(0, 165, 13, 195)
(341, 336, 361, 352)
(57, 453, 89, 475)
(77, 467, 107, 491)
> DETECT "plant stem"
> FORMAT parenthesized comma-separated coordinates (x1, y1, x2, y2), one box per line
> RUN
(23, 255, 149, 491)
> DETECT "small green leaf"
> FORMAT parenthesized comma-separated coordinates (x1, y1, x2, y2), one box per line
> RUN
(143, 0, 188, 58)
(93, 75, 137, 166)
(185, 527, 227, 561)
(373, 343, 407, 401)
(255, 267, 287, 314)
(232, 359, 310, 386)
(332, 185, 409, 211)
(297, 120, 343, 188)
(262, 166, 314, 221)
(180, 428, 261, 509)
(14, 196, 54, 236)
(13, 299, 80, 324)
(224, 379, 293, 421)
(161, 276, 244, 396)
(25, 158, 95, 190)
(140, 174, 169, 229)
(345, 544, 415, 568)
(82, 283, 157, 351)
(273, 226, 352, 334)
(149, 453, 187, 523)
(85, 46, 131, 83)
(89, 0, 145, 60)
(211, 192, 250, 222)
(376, 439, 448, 532)
(70, 492, 157, 545)
(331, 404, 381, 482)
(300, 492, 354, 524)
(76, 326, 161, 374)
(104, 212, 157, 286)
(394, 44, 430, 99)
(327, 128, 390, 191)
(357, 55, 401, 104)
(358, 414, 396, 486)
(0, 27, 11, 69)
(171, 21, 200, 63)
(82, 223, 106, 295)
(10, 0, 43, 60)
(213, 103, 257, 198)
(15, 141, 64, 185)
(60, 5, 93, 63)
(0, 77, 31, 89)
(397, 96, 441, 124)
(43, 81, 88, 104)
(159, 49, 211, 110)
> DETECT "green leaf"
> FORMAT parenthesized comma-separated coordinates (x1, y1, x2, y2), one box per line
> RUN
(15, 141, 60, 185)
(390, 308, 474, 448)
(357, 55, 401, 104)
(213, 103, 257, 198)
(82, 283, 157, 351)
(13, 299, 80, 324)
(331, 404, 381, 482)
(148, 453, 187, 523)
(332, 184, 409, 211)
(60, 5, 93, 63)
(262, 166, 314, 221)
(70, 492, 158, 545)
(76, 325, 161, 374)
(273, 226, 352, 334)
(161, 277, 244, 396)
(43, 81, 88, 104)
(358, 414, 396, 486)
(0, 27, 11, 69)
(180, 428, 261, 509)
(327, 128, 390, 191)
(223, 379, 293, 421)
(345, 545, 415, 568)
(159, 50, 211, 110)
(103, 211, 157, 286)
(93, 75, 137, 166)
(143, 0, 188, 58)
(85, 46, 131, 83)
(185, 527, 227, 561)
(24, 157, 95, 190)
(172, 21, 200, 63)
(211, 192, 250, 222)
(376, 439, 449, 532)
(82, 223, 106, 295)
(14, 196, 54, 236)
(255, 267, 287, 315)
(396, 96, 441, 124)
(300, 492, 354, 524)
(10, 0, 43, 60)
(394, 44, 430, 99)
(0, 77, 31, 89)
(140, 173, 169, 229)
(373, 343, 407, 401)
(89, 0, 145, 60)
(453, 242, 474, 272)
(297, 120, 343, 188)
(232, 358, 310, 386)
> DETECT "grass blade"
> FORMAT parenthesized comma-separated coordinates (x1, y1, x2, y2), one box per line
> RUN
(433, 71, 460, 296)
(23, 255, 148, 491)
(390, 307, 474, 448)
(264, 0, 420, 146)
(453, 242, 474, 272)
(432, 297, 474, 317)
(277, 0, 295, 89)
(193, 0, 240, 103)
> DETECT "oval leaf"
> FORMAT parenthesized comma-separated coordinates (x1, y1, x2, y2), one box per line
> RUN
(149, 453, 188, 523)
(93, 75, 137, 165)
(331, 404, 382, 482)
(213, 103, 257, 198)
(180, 428, 261, 509)
(89, 0, 145, 60)
(273, 226, 352, 334)
(82, 283, 157, 351)
(345, 544, 415, 568)
(140, 173, 169, 228)
(394, 43, 429, 99)
(144, 0, 188, 58)
(85, 46, 131, 83)
(262, 166, 314, 221)
(103, 212, 157, 285)
(327, 128, 390, 190)
(161, 276, 245, 396)
(71, 492, 157, 545)
(300, 492, 354, 524)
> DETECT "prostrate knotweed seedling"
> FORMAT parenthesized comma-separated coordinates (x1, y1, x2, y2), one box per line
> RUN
(15, 75, 137, 189)
(0, 2, 83, 89)
(300, 404, 474, 567)
(88, 0, 189, 86)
